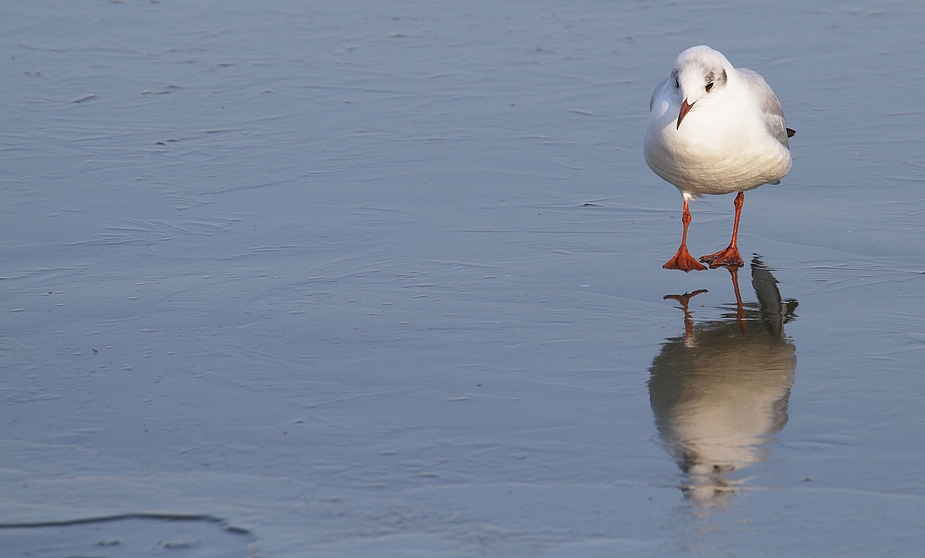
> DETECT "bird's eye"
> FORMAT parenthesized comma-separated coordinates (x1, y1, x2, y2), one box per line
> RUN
(674, 77, 679, 88)
(705, 81, 714, 92)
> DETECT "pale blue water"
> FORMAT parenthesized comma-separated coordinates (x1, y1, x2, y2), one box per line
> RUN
(2, 1, 924, 556)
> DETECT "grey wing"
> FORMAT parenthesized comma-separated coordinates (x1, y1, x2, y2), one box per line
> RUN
(738, 68, 790, 148)
(649, 76, 671, 112)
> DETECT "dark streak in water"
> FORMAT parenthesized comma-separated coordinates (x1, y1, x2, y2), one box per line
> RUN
(0, 513, 250, 535)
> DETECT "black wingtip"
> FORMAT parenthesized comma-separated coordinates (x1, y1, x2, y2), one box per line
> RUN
(786, 128, 796, 138)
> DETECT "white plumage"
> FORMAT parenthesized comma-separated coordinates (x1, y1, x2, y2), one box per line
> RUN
(645, 46, 793, 271)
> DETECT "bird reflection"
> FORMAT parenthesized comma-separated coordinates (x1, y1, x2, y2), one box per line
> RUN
(649, 256, 798, 505)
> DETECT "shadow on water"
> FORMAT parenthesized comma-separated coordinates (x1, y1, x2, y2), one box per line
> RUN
(649, 256, 799, 506)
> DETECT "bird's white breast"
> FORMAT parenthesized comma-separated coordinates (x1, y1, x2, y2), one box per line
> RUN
(644, 83, 792, 197)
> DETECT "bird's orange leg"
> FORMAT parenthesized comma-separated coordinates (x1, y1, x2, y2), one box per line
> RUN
(700, 191, 745, 268)
(664, 197, 706, 272)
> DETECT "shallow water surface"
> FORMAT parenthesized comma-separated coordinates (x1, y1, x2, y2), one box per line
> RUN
(2, 1, 924, 556)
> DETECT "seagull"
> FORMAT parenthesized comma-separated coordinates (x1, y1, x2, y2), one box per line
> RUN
(644, 46, 794, 272)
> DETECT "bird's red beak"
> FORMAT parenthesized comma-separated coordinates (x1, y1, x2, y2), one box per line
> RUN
(677, 99, 694, 129)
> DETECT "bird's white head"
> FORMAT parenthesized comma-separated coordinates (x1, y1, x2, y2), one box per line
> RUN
(671, 46, 733, 129)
